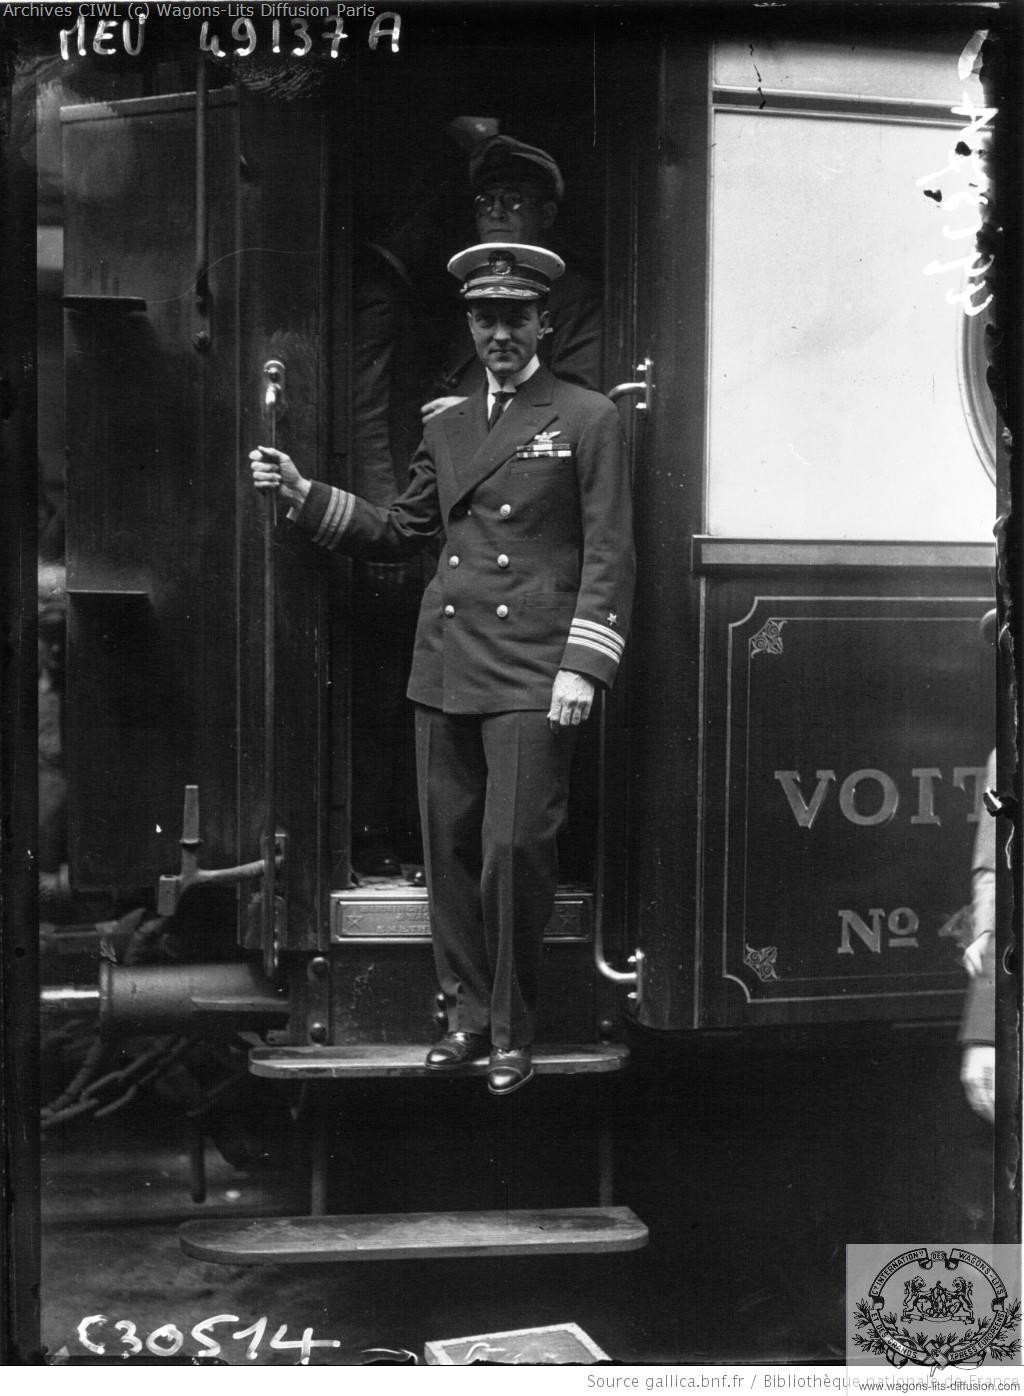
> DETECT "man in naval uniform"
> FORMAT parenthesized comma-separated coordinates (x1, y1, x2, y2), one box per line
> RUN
(250, 242, 634, 1095)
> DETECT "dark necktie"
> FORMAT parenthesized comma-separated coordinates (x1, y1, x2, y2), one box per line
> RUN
(487, 389, 514, 431)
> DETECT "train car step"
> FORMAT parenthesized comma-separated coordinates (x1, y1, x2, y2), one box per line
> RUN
(179, 1207, 649, 1264)
(248, 1042, 629, 1079)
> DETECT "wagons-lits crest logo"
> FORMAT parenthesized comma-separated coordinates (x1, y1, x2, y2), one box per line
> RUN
(852, 1248, 1020, 1369)
(901, 1275, 975, 1324)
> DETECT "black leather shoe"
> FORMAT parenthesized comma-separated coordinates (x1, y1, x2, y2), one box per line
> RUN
(487, 1046, 534, 1096)
(425, 1031, 489, 1070)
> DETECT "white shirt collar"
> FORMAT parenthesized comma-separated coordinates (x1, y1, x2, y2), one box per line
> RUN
(485, 355, 540, 399)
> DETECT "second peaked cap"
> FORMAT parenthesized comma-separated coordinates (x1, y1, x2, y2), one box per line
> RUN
(468, 135, 565, 202)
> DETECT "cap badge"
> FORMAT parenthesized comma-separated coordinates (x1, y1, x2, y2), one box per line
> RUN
(488, 251, 516, 276)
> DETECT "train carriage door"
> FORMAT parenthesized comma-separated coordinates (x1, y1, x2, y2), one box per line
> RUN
(62, 65, 341, 958)
(617, 21, 999, 1032)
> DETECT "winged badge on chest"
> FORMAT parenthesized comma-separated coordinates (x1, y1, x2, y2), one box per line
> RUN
(514, 429, 574, 460)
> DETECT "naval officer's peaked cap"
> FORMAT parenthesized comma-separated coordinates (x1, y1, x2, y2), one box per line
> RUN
(468, 135, 566, 202)
(448, 243, 566, 301)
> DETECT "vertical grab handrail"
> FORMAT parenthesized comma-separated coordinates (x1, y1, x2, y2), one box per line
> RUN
(194, 56, 209, 317)
(591, 692, 639, 988)
(261, 361, 286, 978)
(592, 362, 653, 1001)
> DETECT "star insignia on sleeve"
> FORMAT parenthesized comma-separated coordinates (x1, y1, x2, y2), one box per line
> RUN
(607, 612, 618, 627)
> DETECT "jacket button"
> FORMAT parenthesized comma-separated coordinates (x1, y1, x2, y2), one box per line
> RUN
(448, 555, 460, 568)
(496, 605, 509, 619)
(444, 604, 455, 618)
(499, 504, 512, 518)
(497, 554, 509, 569)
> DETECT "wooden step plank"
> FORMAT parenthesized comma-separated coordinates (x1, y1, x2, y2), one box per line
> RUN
(179, 1207, 648, 1264)
(248, 1042, 629, 1080)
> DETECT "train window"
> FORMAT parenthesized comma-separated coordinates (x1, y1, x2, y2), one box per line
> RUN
(706, 46, 995, 541)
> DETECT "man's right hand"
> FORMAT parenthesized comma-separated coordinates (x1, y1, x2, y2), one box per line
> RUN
(421, 395, 467, 423)
(249, 446, 311, 510)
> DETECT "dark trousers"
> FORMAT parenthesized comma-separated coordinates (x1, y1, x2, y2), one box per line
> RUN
(414, 706, 576, 1049)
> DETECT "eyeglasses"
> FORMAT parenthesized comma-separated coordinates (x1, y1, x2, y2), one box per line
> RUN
(473, 190, 531, 215)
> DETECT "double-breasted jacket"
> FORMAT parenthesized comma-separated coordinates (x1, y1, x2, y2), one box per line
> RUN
(290, 366, 635, 714)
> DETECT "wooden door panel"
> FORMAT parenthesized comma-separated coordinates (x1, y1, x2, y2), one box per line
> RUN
(63, 86, 330, 950)
(64, 91, 242, 891)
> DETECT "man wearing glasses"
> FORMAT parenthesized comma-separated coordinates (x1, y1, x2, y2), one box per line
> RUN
(422, 135, 603, 421)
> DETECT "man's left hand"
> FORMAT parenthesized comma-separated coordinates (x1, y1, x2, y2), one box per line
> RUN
(548, 670, 596, 732)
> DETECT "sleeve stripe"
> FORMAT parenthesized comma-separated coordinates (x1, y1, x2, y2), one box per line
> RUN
(567, 634, 623, 665)
(312, 489, 340, 545)
(571, 617, 624, 648)
(569, 618, 625, 657)
(314, 487, 355, 547)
